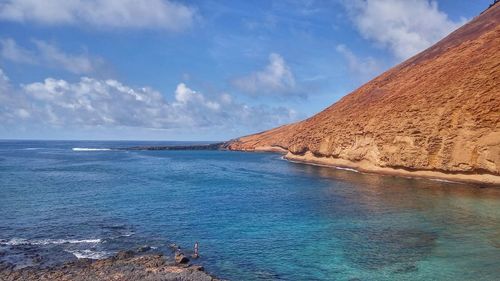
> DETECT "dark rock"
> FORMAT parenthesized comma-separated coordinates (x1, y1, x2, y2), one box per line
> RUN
(190, 265, 205, 271)
(0, 251, 220, 280)
(137, 245, 151, 252)
(0, 251, 221, 281)
(115, 250, 135, 260)
(69, 258, 93, 267)
(125, 142, 224, 151)
(175, 252, 190, 264)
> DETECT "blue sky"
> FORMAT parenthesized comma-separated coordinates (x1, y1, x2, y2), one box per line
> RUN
(0, 0, 492, 140)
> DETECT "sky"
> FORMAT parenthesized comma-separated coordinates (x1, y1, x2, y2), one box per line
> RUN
(0, 0, 492, 141)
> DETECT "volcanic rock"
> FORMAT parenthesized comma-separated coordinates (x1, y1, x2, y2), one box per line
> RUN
(226, 3, 500, 185)
(0, 251, 219, 281)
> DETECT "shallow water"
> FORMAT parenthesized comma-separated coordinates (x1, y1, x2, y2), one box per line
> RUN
(0, 140, 499, 280)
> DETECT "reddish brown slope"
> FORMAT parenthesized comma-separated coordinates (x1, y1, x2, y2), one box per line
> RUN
(227, 3, 500, 185)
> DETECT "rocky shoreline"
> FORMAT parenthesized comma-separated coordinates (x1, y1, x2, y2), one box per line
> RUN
(0, 249, 220, 281)
(283, 150, 500, 187)
(119, 141, 500, 186)
(221, 145, 499, 186)
(122, 143, 225, 151)
(223, 3, 500, 187)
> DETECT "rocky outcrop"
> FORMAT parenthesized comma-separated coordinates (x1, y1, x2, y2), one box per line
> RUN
(0, 251, 219, 281)
(124, 143, 225, 151)
(227, 3, 500, 185)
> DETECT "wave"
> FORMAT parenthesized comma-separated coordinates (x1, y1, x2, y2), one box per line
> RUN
(334, 166, 359, 173)
(429, 178, 462, 184)
(283, 156, 360, 173)
(65, 249, 110, 259)
(1, 238, 102, 246)
(72, 148, 111, 152)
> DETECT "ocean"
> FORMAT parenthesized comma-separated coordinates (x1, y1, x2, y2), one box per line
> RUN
(0, 140, 499, 280)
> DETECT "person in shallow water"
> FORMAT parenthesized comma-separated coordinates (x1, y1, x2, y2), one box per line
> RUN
(193, 241, 199, 258)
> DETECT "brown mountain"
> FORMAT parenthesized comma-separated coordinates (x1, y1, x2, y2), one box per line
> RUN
(226, 3, 500, 185)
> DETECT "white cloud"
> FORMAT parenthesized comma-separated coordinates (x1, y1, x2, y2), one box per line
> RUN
(336, 44, 382, 82)
(343, 0, 466, 60)
(0, 68, 29, 121)
(233, 53, 301, 97)
(0, 68, 9, 87)
(0, 38, 103, 74)
(0, 68, 297, 132)
(33, 40, 100, 74)
(0, 38, 34, 63)
(0, 0, 196, 31)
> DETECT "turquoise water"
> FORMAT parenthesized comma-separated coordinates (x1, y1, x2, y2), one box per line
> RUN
(0, 140, 499, 280)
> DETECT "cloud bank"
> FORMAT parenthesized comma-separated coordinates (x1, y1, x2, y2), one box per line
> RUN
(233, 53, 302, 98)
(0, 38, 103, 74)
(0, 0, 196, 31)
(344, 0, 466, 60)
(0, 69, 297, 133)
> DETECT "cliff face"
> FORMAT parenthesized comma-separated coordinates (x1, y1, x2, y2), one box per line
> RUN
(227, 3, 500, 185)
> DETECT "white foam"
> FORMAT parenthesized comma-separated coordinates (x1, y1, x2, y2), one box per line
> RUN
(429, 178, 462, 184)
(66, 249, 110, 259)
(1, 238, 29, 245)
(72, 148, 111, 151)
(285, 157, 360, 173)
(334, 166, 359, 173)
(1, 238, 101, 246)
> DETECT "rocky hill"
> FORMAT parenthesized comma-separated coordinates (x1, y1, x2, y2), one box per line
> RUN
(226, 3, 500, 185)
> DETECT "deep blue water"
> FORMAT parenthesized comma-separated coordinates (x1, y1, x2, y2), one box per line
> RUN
(0, 140, 499, 280)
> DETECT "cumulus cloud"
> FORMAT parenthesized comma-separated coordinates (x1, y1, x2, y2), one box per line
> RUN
(343, 0, 466, 60)
(0, 68, 297, 132)
(0, 38, 103, 74)
(233, 53, 301, 97)
(336, 44, 382, 82)
(0, 0, 196, 31)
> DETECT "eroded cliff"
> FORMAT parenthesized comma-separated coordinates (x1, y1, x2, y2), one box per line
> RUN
(227, 3, 500, 185)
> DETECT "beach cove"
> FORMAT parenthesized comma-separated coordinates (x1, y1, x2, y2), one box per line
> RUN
(1, 140, 499, 280)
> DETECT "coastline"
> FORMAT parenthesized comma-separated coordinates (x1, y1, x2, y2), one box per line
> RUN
(0, 250, 220, 281)
(95, 142, 500, 186)
(238, 146, 500, 186)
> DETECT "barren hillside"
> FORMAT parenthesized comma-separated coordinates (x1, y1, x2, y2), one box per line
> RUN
(227, 3, 500, 185)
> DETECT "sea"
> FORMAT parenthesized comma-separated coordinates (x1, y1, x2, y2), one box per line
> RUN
(0, 140, 499, 280)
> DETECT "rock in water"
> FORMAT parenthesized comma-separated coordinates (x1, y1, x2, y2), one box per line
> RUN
(226, 3, 500, 185)
(0, 253, 219, 281)
(115, 250, 135, 260)
(175, 252, 190, 264)
(137, 245, 151, 253)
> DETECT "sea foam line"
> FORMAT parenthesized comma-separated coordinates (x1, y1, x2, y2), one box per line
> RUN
(72, 148, 111, 151)
(1, 238, 102, 246)
(65, 249, 110, 259)
(282, 156, 360, 173)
